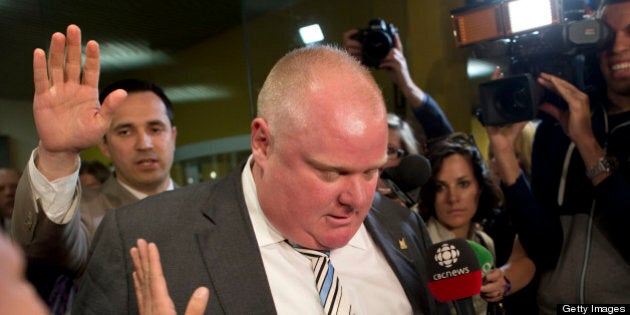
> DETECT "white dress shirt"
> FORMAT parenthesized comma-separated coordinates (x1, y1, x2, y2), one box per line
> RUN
(241, 156, 412, 314)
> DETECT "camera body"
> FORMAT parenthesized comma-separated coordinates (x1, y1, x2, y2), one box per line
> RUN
(450, 0, 613, 126)
(352, 19, 398, 68)
(477, 18, 612, 125)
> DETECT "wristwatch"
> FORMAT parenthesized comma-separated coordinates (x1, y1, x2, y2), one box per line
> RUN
(585, 155, 618, 180)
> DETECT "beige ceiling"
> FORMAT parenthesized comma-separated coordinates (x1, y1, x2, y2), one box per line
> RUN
(0, 0, 295, 101)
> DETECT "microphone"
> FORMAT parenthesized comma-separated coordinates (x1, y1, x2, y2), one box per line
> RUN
(466, 240, 494, 280)
(381, 154, 431, 207)
(467, 240, 505, 313)
(426, 238, 481, 315)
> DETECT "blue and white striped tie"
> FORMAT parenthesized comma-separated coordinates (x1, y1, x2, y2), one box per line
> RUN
(294, 247, 353, 315)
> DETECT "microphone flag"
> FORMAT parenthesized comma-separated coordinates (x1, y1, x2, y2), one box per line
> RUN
(426, 238, 483, 302)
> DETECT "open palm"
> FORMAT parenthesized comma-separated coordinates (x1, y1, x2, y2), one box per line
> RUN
(33, 25, 125, 153)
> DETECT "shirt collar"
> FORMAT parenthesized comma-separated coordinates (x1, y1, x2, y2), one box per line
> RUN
(116, 176, 174, 200)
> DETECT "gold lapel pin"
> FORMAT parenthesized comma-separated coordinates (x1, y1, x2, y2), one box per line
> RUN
(398, 238, 408, 250)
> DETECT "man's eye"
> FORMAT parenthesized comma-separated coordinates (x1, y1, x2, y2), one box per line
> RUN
(322, 171, 340, 181)
(150, 127, 165, 134)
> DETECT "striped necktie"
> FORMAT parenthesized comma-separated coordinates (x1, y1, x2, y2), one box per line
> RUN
(293, 247, 353, 315)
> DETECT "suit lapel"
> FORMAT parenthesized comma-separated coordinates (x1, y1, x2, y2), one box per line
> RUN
(101, 177, 138, 207)
(195, 170, 277, 314)
(364, 194, 427, 313)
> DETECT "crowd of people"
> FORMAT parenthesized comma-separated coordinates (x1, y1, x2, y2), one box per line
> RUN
(1, 1, 629, 314)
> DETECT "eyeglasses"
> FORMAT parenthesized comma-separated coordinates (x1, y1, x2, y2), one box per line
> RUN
(387, 146, 407, 158)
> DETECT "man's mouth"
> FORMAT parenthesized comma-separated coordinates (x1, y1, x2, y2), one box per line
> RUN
(611, 61, 630, 72)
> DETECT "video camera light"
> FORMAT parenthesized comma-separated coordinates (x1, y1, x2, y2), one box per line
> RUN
(451, 0, 558, 46)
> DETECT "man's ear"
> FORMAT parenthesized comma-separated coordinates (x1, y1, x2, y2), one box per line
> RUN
(98, 137, 112, 159)
(251, 118, 272, 167)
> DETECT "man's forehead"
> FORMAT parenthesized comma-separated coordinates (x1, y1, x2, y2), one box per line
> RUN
(110, 95, 170, 127)
(604, 2, 630, 26)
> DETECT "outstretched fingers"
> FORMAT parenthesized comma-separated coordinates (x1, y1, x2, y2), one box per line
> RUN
(47, 32, 66, 87)
(184, 287, 209, 315)
(33, 49, 49, 95)
(64, 24, 83, 84)
(82, 40, 100, 89)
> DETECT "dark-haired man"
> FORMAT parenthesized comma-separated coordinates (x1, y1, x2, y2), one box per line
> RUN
(11, 25, 177, 313)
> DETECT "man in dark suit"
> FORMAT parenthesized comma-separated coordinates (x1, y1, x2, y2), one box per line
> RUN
(73, 45, 447, 314)
(11, 25, 177, 314)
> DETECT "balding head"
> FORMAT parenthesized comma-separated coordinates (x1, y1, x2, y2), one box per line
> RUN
(257, 45, 385, 141)
(250, 45, 388, 250)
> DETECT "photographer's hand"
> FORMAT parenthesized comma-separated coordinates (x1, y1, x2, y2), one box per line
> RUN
(378, 33, 426, 109)
(537, 73, 593, 141)
(537, 72, 608, 185)
(342, 29, 362, 61)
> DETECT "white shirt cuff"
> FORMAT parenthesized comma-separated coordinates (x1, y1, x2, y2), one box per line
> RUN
(28, 148, 80, 224)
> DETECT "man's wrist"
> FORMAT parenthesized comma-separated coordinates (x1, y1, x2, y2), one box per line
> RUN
(585, 155, 618, 180)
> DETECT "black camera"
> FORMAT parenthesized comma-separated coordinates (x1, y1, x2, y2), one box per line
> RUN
(451, 0, 613, 126)
(352, 19, 398, 68)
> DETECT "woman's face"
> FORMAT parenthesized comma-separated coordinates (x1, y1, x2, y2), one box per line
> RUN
(383, 128, 404, 169)
(377, 128, 405, 198)
(433, 154, 481, 236)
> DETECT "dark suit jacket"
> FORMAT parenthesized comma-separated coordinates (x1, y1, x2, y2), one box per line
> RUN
(73, 167, 445, 314)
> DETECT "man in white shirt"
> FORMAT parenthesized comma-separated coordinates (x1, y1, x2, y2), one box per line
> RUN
(73, 34, 447, 314)
(11, 25, 177, 313)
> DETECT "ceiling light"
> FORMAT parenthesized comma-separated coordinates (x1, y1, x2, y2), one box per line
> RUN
(299, 24, 324, 45)
(99, 41, 172, 71)
(163, 85, 230, 103)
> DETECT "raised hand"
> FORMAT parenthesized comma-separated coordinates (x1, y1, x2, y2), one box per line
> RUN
(130, 239, 209, 315)
(536, 72, 593, 142)
(33, 24, 126, 180)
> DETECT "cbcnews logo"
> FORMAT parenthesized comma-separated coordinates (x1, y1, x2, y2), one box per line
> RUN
(434, 242, 460, 268)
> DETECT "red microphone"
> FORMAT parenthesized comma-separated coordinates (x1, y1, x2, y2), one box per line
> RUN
(426, 238, 482, 315)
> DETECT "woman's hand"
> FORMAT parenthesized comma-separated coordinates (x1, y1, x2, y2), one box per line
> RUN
(480, 268, 506, 303)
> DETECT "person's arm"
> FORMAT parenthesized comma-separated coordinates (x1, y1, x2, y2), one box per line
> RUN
(499, 235, 536, 295)
(379, 33, 454, 140)
(11, 160, 92, 276)
(342, 30, 453, 140)
(536, 72, 630, 261)
(486, 121, 563, 270)
(480, 235, 536, 302)
(537, 73, 609, 185)
(11, 24, 125, 277)
(131, 239, 209, 315)
(32, 25, 125, 182)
